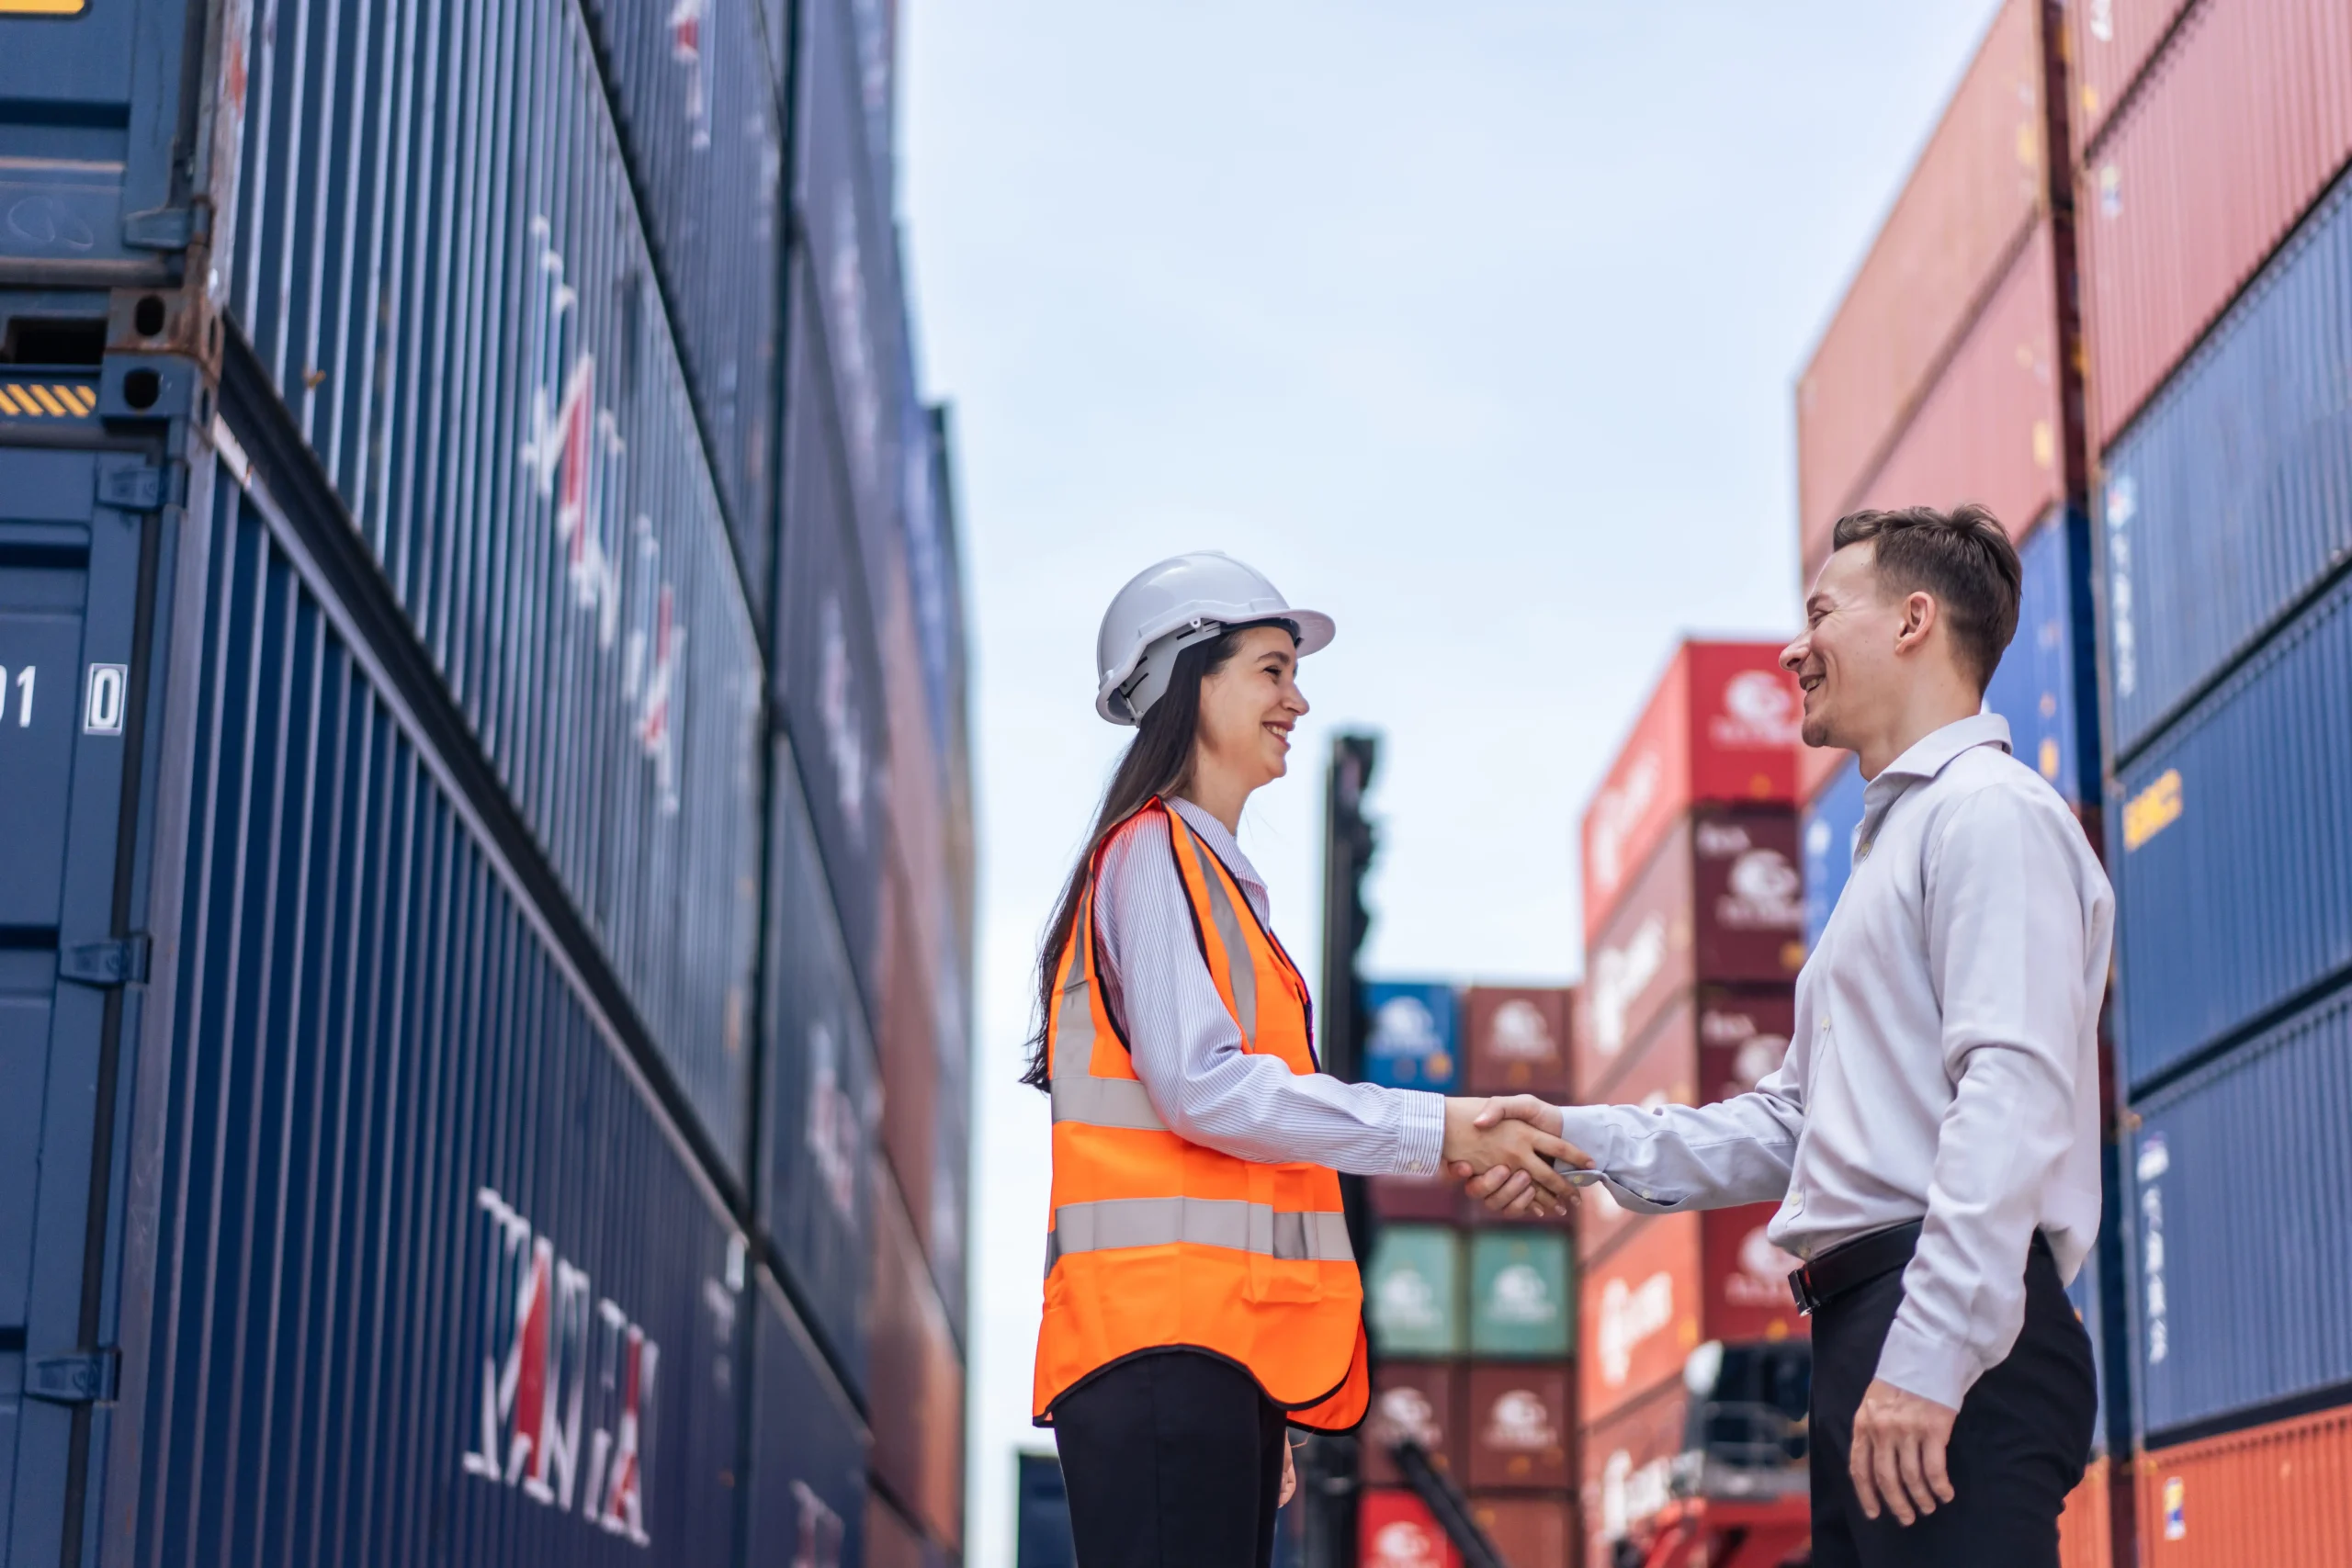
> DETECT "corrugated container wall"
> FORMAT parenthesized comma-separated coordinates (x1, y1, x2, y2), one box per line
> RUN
(2069, 0, 2195, 150)
(213, 0, 770, 1177)
(2079, 0, 2352, 446)
(1983, 509, 2096, 806)
(1794, 0, 2046, 537)
(2098, 163, 2352, 761)
(745, 1269, 872, 1568)
(576, 0, 782, 599)
(2109, 570, 2352, 1089)
(2134, 1405, 2352, 1566)
(1817, 220, 2063, 579)
(2127, 980, 2352, 1438)
(21, 454, 752, 1563)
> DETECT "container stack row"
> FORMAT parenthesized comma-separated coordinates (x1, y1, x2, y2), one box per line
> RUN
(0, 0, 969, 1556)
(1795, 0, 2352, 1560)
(1569, 641, 1813, 1568)
(1351, 985, 1582, 1568)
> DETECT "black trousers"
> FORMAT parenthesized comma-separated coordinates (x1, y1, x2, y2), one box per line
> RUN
(1054, 1350, 1288, 1568)
(1809, 1240, 2098, 1567)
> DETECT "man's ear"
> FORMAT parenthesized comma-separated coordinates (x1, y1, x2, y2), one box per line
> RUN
(1894, 590, 1938, 656)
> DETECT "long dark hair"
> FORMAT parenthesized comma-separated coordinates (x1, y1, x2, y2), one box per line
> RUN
(1022, 621, 1288, 1089)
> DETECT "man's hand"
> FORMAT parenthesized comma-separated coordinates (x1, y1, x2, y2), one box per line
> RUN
(1849, 1378, 1958, 1525)
(1440, 1098, 1583, 1214)
(1280, 1437, 1298, 1506)
(1441, 1096, 1588, 1218)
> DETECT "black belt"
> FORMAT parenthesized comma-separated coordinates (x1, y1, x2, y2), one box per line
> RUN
(1788, 1221, 2052, 1315)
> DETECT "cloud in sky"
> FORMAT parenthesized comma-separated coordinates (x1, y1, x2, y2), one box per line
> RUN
(897, 3, 2004, 1561)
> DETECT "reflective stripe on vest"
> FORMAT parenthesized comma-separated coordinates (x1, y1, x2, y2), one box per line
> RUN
(1046, 882, 1170, 1132)
(1045, 1198, 1355, 1276)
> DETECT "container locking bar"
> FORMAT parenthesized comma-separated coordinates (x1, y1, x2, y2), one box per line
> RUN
(59, 934, 150, 987)
(27, 1348, 120, 1406)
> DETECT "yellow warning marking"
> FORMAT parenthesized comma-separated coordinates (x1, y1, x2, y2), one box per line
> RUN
(2122, 769, 2184, 852)
(0, 387, 23, 415)
(28, 384, 69, 416)
(0, 0, 90, 14)
(70, 385, 96, 412)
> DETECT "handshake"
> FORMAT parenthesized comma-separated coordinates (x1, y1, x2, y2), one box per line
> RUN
(1437, 1096, 1595, 1220)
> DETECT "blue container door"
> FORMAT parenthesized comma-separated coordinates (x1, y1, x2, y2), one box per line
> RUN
(1, 433, 175, 1568)
(1801, 756, 1864, 953)
(1984, 509, 2096, 807)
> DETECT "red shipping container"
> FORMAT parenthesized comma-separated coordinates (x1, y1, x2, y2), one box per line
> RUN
(1795, 0, 2048, 539)
(1464, 985, 1576, 1099)
(1464, 1362, 1574, 1491)
(2071, 0, 2196, 152)
(1363, 1361, 1467, 1487)
(1359, 1488, 1463, 1568)
(1466, 1495, 1575, 1568)
(2135, 1402, 2352, 1566)
(1579, 643, 1804, 943)
(1579, 1376, 1691, 1566)
(1697, 987, 1796, 1103)
(2059, 1453, 2115, 1568)
(1577, 808, 1804, 1100)
(2081, 0, 2352, 446)
(1371, 1172, 1466, 1224)
(1814, 220, 2064, 581)
(1580, 1208, 1806, 1427)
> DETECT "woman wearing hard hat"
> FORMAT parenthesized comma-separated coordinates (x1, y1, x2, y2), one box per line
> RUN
(1027, 551, 1581, 1566)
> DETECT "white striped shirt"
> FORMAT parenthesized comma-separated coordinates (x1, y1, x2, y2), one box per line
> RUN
(1091, 796, 1447, 1175)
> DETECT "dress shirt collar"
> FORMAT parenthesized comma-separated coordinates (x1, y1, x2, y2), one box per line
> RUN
(1858, 711, 2012, 848)
(1167, 795, 1267, 897)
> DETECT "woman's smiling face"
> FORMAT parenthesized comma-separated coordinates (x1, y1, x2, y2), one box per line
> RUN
(1192, 624, 1307, 793)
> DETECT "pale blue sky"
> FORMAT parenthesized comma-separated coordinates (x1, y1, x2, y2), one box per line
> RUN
(896, 4, 2004, 1561)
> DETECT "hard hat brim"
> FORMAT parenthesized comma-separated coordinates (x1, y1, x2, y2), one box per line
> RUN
(1093, 608, 1336, 726)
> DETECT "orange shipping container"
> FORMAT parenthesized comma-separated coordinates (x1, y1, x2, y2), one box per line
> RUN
(1810, 220, 2064, 581)
(2080, 0, 2352, 446)
(2136, 1403, 2352, 1567)
(1795, 0, 2047, 539)
(2058, 1453, 2114, 1568)
(1581, 1207, 1805, 1429)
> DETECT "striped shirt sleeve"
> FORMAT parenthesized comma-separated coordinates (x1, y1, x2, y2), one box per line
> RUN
(1092, 808, 1445, 1177)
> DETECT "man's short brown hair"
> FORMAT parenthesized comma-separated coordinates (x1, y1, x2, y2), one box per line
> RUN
(1830, 503, 2022, 691)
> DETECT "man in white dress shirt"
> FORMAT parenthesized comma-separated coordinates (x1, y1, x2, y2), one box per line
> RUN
(1462, 504, 2111, 1565)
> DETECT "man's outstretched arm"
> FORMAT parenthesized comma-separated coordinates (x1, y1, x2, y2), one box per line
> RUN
(1453, 1073, 1805, 1217)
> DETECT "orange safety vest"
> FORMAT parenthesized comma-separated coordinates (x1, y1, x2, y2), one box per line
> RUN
(1032, 798, 1370, 1431)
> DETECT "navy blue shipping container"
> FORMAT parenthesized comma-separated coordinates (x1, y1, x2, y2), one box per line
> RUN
(5, 431, 763, 1562)
(1984, 510, 2096, 807)
(1015, 1452, 1076, 1568)
(2064, 1238, 2107, 1458)
(929, 909, 971, 1346)
(1362, 981, 1461, 1091)
(778, 247, 892, 1008)
(1801, 754, 1864, 953)
(759, 738, 879, 1387)
(2127, 977, 2352, 1440)
(194, 0, 772, 1169)
(2109, 568, 2352, 1089)
(744, 1267, 870, 1568)
(578, 0, 783, 592)
(2099, 164, 2352, 762)
(795, 0, 910, 626)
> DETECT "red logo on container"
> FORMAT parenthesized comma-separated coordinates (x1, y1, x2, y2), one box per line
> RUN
(461, 1188, 661, 1545)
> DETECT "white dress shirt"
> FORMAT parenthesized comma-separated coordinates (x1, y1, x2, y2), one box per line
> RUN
(1092, 796, 1448, 1176)
(1555, 714, 2112, 1409)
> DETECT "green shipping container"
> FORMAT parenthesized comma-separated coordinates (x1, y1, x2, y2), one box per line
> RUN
(1467, 1230, 1573, 1359)
(1367, 1224, 1464, 1357)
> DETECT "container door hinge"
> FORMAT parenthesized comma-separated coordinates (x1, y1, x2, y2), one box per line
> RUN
(121, 206, 195, 250)
(27, 1348, 120, 1405)
(60, 934, 151, 987)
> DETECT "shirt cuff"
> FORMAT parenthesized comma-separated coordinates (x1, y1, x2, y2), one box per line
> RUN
(1872, 1315, 1982, 1411)
(1389, 1090, 1445, 1177)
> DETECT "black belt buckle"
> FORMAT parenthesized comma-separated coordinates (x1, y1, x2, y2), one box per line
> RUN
(1788, 1263, 1820, 1317)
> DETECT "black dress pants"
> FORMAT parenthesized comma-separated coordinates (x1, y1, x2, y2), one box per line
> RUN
(1809, 1240, 2098, 1567)
(1054, 1350, 1288, 1568)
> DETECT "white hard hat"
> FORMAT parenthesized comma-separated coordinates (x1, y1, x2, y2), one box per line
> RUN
(1094, 551, 1335, 725)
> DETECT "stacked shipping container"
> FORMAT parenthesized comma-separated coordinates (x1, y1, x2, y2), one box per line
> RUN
(1793, 0, 2352, 1552)
(1360, 985, 1581, 1563)
(1571, 640, 1810, 1567)
(0, 0, 968, 1556)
